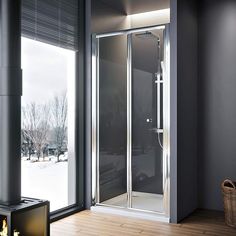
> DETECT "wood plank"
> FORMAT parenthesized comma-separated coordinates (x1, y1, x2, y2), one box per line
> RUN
(51, 209, 236, 236)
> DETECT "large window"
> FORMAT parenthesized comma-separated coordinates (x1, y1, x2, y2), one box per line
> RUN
(21, 37, 76, 212)
(21, 0, 80, 213)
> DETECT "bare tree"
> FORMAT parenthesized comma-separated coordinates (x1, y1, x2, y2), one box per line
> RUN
(22, 102, 50, 161)
(50, 93, 68, 162)
(21, 130, 34, 160)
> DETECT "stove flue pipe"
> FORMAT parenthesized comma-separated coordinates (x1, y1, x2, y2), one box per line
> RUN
(0, 0, 22, 205)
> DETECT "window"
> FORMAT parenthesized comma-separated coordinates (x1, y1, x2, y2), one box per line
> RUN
(21, 0, 81, 214)
(21, 37, 76, 212)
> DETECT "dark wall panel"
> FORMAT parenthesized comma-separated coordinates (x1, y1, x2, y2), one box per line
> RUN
(170, 0, 178, 223)
(198, 0, 236, 211)
(177, 0, 198, 221)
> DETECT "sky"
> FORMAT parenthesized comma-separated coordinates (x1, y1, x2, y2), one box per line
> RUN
(21, 37, 75, 106)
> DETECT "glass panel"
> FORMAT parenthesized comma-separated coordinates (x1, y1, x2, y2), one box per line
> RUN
(21, 37, 76, 212)
(131, 29, 164, 212)
(98, 35, 127, 207)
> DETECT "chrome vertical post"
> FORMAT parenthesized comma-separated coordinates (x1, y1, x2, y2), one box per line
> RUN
(163, 24, 170, 217)
(92, 35, 100, 204)
(127, 34, 132, 208)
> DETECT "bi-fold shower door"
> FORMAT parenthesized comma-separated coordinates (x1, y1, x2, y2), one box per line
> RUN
(92, 25, 170, 216)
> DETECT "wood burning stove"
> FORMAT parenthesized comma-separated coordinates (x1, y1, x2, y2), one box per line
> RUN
(0, 1, 50, 235)
(0, 198, 49, 235)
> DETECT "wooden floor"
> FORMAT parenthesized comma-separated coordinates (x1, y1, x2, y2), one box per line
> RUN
(51, 209, 236, 236)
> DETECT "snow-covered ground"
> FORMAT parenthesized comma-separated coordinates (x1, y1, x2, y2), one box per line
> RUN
(21, 157, 68, 212)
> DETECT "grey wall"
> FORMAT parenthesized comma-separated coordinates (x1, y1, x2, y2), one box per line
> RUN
(130, 9, 170, 28)
(99, 0, 170, 15)
(172, 0, 236, 217)
(198, 0, 236, 211)
(91, 0, 130, 33)
(176, 0, 198, 221)
(91, 0, 170, 34)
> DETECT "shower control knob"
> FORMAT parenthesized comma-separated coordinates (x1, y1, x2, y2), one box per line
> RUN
(146, 118, 152, 123)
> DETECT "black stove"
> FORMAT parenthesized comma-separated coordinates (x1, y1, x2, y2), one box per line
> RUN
(0, 198, 49, 236)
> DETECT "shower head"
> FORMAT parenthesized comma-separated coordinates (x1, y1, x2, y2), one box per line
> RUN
(135, 31, 160, 41)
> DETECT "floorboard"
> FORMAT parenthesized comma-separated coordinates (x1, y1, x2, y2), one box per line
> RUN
(51, 209, 236, 236)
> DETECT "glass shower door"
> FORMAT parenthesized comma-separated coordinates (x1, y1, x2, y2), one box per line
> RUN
(131, 29, 164, 212)
(96, 35, 128, 207)
(92, 25, 170, 215)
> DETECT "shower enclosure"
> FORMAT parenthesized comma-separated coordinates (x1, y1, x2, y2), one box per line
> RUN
(92, 25, 170, 218)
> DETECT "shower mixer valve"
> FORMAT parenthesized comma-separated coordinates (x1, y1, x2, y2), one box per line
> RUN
(146, 118, 153, 123)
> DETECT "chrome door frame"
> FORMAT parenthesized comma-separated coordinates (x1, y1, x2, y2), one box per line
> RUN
(163, 24, 170, 216)
(92, 24, 170, 217)
(127, 33, 132, 208)
(91, 35, 100, 204)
